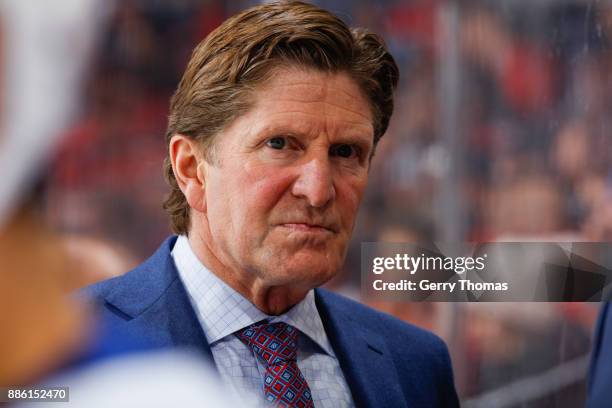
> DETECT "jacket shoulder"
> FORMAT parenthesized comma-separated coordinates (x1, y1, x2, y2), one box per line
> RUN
(79, 274, 126, 302)
(77, 236, 179, 320)
(317, 288, 448, 350)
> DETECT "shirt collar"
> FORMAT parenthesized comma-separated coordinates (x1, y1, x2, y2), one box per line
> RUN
(171, 235, 335, 357)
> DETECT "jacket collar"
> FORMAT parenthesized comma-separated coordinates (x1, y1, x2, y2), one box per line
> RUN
(102, 236, 213, 361)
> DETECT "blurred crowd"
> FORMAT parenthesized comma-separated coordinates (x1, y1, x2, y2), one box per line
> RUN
(36, 0, 612, 406)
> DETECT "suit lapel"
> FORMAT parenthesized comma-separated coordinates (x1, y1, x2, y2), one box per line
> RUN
(103, 237, 214, 363)
(315, 289, 408, 408)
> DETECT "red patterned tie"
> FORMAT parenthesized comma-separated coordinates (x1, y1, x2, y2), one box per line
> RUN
(236, 321, 314, 408)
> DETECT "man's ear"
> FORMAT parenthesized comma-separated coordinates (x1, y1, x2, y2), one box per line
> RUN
(169, 135, 207, 212)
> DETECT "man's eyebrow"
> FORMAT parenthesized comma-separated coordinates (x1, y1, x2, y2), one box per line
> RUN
(255, 122, 373, 142)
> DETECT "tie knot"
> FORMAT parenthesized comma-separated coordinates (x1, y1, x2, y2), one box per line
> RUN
(235, 321, 298, 365)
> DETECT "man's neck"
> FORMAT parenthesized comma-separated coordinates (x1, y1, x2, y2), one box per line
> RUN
(185, 230, 308, 315)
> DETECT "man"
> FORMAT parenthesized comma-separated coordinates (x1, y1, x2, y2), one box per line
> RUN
(84, 2, 459, 407)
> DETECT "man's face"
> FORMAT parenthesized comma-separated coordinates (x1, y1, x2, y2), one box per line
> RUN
(201, 67, 374, 290)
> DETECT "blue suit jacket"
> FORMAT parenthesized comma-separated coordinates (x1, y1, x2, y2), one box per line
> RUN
(83, 236, 459, 408)
(588, 302, 612, 408)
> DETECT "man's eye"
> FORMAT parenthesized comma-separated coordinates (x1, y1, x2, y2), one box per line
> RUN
(330, 144, 358, 159)
(266, 137, 286, 150)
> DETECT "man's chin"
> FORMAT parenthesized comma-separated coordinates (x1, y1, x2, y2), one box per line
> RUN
(260, 259, 340, 289)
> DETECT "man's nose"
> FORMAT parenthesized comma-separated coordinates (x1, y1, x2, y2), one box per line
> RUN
(291, 156, 335, 208)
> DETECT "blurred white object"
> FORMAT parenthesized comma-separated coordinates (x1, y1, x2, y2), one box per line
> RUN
(18, 349, 250, 408)
(0, 0, 110, 226)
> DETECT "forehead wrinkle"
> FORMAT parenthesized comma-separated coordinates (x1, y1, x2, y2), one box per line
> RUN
(264, 85, 366, 114)
(278, 70, 362, 101)
(257, 93, 373, 129)
(267, 80, 327, 90)
(261, 97, 371, 123)
(261, 108, 371, 128)
(259, 81, 327, 102)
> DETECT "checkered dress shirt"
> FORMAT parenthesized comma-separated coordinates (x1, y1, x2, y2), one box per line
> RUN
(171, 235, 355, 408)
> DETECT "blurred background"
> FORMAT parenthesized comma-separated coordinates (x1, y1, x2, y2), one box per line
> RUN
(11, 0, 612, 406)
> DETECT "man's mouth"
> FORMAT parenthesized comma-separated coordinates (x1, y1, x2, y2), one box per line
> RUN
(278, 222, 337, 234)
